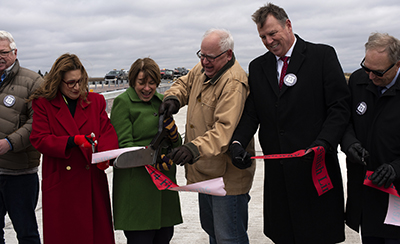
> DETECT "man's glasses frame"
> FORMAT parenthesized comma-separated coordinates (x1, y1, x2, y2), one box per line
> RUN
(360, 58, 396, 77)
(196, 50, 228, 62)
(0, 49, 15, 57)
(63, 79, 83, 88)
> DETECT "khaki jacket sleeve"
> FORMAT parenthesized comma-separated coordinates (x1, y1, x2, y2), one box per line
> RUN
(163, 66, 199, 107)
(191, 78, 249, 159)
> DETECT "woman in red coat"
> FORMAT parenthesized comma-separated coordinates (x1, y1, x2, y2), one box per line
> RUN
(29, 53, 118, 244)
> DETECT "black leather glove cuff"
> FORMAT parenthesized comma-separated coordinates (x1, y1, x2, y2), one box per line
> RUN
(167, 144, 197, 166)
(308, 139, 330, 152)
(346, 142, 369, 166)
(229, 143, 253, 169)
(160, 98, 180, 117)
(389, 162, 400, 181)
(184, 142, 200, 163)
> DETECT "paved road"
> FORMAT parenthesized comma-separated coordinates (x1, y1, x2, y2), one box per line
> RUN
(3, 87, 362, 243)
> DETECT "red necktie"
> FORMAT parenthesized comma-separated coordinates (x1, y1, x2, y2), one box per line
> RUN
(279, 56, 289, 90)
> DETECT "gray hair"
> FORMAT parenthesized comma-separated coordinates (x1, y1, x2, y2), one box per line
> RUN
(365, 32, 400, 63)
(202, 28, 234, 52)
(0, 30, 17, 51)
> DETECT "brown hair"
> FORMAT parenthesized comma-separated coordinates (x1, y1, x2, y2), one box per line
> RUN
(28, 53, 89, 102)
(252, 3, 289, 28)
(128, 58, 161, 88)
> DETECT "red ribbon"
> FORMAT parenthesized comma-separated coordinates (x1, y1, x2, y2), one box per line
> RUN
(145, 165, 179, 190)
(251, 146, 333, 196)
(364, 170, 400, 197)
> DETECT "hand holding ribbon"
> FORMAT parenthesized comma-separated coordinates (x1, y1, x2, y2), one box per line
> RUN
(229, 142, 252, 169)
(252, 146, 333, 196)
(370, 164, 397, 188)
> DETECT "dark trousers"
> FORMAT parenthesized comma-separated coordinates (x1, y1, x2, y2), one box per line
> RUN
(124, 226, 174, 244)
(0, 173, 40, 244)
(362, 236, 400, 244)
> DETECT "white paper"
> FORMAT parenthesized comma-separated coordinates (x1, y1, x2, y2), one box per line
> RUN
(384, 194, 400, 226)
(169, 177, 226, 196)
(91, 147, 144, 164)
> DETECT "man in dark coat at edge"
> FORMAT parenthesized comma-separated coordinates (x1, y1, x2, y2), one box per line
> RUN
(229, 3, 350, 244)
(341, 32, 400, 244)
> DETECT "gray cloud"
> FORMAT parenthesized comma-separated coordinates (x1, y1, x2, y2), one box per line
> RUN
(3, 0, 400, 77)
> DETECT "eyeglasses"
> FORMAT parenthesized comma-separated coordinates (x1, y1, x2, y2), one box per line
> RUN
(63, 79, 83, 88)
(0, 49, 15, 57)
(196, 50, 228, 62)
(360, 58, 396, 77)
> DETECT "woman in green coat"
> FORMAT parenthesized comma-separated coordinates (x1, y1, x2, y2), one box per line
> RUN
(110, 58, 182, 244)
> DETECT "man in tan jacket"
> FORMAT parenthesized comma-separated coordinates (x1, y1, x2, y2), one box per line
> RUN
(160, 28, 255, 244)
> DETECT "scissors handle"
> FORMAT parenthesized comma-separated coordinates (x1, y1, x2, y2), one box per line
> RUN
(84, 135, 96, 153)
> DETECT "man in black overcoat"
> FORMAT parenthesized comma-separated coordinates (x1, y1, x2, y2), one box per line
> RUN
(229, 3, 350, 243)
(341, 32, 400, 244)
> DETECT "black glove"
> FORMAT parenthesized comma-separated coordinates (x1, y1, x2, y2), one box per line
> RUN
(370, 163, 397, 188)
(229, 143, 252, 169)
(307, 139, 329, 152)
(303, 139, 330, 162)
(166, 146, 194, 166)
(159, 99, 179, 118)
(346, 143, 369, 166)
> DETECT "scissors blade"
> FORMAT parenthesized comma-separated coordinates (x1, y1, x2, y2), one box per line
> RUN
(113, 147, 156, 169)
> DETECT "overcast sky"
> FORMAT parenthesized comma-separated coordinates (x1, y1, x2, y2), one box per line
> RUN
(3, 0, 400, 77)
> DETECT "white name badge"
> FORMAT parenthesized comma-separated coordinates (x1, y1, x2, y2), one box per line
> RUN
(3, 95, 16, 107)
(356, 102, 367, 115)
(284, 73, 297, 86)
